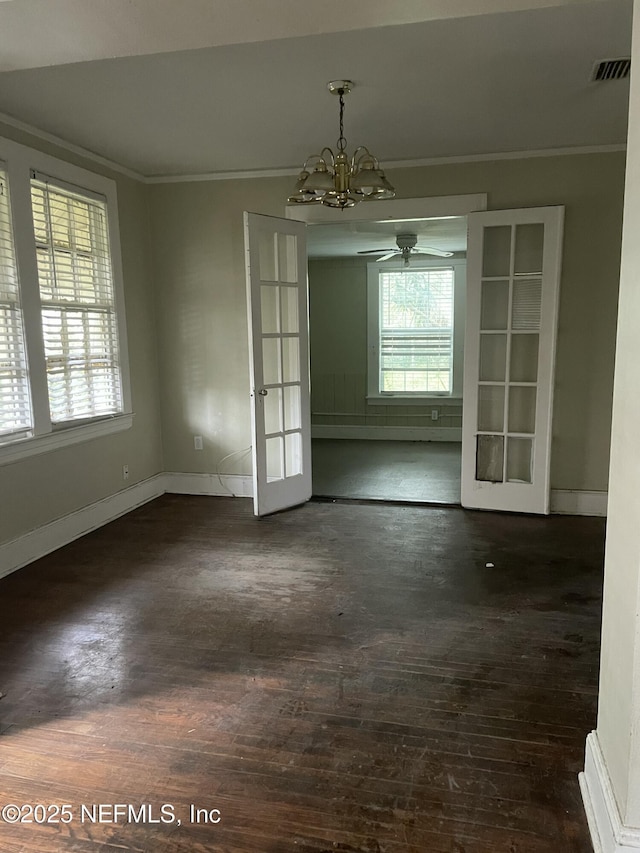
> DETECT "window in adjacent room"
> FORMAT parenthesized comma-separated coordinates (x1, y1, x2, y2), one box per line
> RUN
(367, 260, 465, 399)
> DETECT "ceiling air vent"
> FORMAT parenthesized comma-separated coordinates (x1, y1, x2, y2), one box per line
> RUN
(592, 58, 631, 81)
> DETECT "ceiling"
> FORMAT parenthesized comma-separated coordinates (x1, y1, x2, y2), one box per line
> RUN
(306, 217, 468, 260)
(0, 0, 632, 179)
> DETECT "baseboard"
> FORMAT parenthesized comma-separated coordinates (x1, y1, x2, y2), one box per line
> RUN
(164, 471, 253, 498)
(0, 474, 606, 581)
(550, 489, 608, 516)
(311, 425, 462, 442)
(580, 731, 640, 852)
(0, 474, 166, 581)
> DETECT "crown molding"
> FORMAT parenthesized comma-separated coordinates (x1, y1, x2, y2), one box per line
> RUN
(384, 144, 627, 169)
(146, 143, 627, 184)
(145, 166, 300, 184)
(0, 110, 146, 182)
(0, 109, 626, 187)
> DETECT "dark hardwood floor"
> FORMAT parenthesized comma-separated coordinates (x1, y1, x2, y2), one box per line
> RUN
(311, 440, 462, 504)
(0, 495, 604, 852)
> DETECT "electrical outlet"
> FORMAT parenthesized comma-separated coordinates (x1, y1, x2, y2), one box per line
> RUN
(431, 409, 439, 421)
(122, 464, 129, 480)
(194, 435, 203, 451)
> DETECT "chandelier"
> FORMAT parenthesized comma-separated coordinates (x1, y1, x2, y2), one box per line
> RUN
(288, 80, 395, 210)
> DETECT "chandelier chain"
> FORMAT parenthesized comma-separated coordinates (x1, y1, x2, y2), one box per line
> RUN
(337, 89, 347, 152)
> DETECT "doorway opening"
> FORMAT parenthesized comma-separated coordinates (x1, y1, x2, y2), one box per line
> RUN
(307, 215, 467, 504)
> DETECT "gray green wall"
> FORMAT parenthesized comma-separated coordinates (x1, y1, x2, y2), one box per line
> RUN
(148, 150, 625, 493)
(0, 144, 626, 551)
(0, 122, 163, 546)
(308, 256, 463, 432)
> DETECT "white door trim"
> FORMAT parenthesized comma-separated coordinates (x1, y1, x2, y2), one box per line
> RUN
(286, 193, 488, 223)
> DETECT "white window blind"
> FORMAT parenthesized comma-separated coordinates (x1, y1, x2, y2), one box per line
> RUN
(379, 268, 454, 394)
(0, 167, 32, 438)
(31, 176, 123, 424)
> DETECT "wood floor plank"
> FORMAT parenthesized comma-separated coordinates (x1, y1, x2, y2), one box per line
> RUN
(0, 496, 604, 851)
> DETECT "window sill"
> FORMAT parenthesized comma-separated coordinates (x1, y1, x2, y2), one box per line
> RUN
(366, 395, 462, 407)
(0, 413, 134, 466)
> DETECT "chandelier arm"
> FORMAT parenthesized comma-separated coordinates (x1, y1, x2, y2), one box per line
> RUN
(302, 153, 329, 171)
(351, 146, 379, 170)
(319, 147, 336, 167)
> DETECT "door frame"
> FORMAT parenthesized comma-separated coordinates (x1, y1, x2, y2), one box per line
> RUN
(286, 193, 488, 502)
(286, 194, 488, 225)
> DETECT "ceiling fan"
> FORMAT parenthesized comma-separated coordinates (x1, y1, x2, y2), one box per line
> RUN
(358, 233, 453, 265)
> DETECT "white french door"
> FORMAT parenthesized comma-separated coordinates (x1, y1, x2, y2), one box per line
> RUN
(244, 212, 312, 516)
(461, 207, 564, 514)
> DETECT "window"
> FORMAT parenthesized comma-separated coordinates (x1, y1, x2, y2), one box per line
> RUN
(379, 267, 454, 393)
(0, 136, 131, 462)
(31, 176, 122, 423)
(367, 260, 465, 400)
(0, 166, 32, 439)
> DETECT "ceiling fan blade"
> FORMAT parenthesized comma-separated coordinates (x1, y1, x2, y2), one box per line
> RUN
(357, 248, 396, 255)
(413, 246, 454, 258)
(375, 252, 399, 262)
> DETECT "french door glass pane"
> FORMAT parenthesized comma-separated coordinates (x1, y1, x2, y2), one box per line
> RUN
(479, 334, 507, 382)
(259, 232, 277, 281)
(508, 385, 537, 434)
(281, 286, 299, 333)
(266, 436, 284, 481)
(285, 432, 303, 477)
(480, 280, 509, 330)
(261, 285, 279, 333)
(262, 338, 281, 385)
(284, 384, 301, 431)
(512, 279, 542, 330)
(283, 337, 300, 382)
(510, 334, 539, 382)
(476, 435, 504, 482)
(514, 223, 544, 275)
(478, 385, 505, 432)
(263, 387, 282, 435)
(482, 226, 511, 277)
(507, 437, 533, 483)
(277, 233, 298, 283)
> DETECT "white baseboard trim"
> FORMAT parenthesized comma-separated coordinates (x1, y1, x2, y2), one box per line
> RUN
(550, 489, 608, 517)
(580, 731, 640, 852)
(311, 425, 462, 442)
(0, 474, 166, 581)
(164, 471, 253, 498)
(0, 474, 607, 582)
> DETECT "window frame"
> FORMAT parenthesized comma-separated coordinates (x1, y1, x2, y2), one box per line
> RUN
(0, 162, 33, 440)
(366, 258, 466, 404)
(0, 135, 132, 465)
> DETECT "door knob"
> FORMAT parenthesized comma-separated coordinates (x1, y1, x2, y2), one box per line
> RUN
(258, 388, 268, 396)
